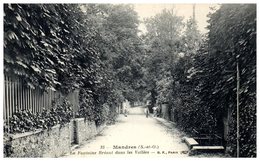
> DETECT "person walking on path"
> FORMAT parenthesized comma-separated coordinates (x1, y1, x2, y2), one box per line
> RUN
(124, 108, 128, 117)
(145, 107, 149, 118)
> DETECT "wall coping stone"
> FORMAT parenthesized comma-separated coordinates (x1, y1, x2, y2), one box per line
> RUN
(10, 129, 43, 140)
(74, 118, 84, 122)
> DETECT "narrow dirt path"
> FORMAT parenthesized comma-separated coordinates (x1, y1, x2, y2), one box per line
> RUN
(64, 106, 190, 158)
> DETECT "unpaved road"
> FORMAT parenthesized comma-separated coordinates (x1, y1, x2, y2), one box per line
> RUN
(64, 106, 191, 158)
(64, 106, 225, 158)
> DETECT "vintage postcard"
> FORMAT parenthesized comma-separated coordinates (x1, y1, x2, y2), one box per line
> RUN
(2, 1, 257, 159)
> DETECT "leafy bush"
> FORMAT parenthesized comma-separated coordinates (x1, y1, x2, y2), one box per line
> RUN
(4, 4, 115, 137)
(8, 99, 73, 134)
(205, 4, 256, 157)
(4, 4, 142, 131)
(106, 104, 119, 125)
(168, 4, 256, 157)
(4, 4, 98, 92)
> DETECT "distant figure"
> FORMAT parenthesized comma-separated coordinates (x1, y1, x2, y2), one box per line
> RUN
(124, 108, 128, 117)
(157, 106, 161, 117)
(152, 106, 158, 117)
(145, 108, 149, 118)
(123, 99, 130, 117)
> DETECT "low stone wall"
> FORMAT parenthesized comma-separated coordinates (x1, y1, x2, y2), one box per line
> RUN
(4, 123, 71, 158)
(4, 119, 107, 157)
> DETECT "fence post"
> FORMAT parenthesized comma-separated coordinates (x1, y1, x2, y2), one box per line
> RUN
(4, 76, 9, 132)
(236, 61, 240, 157)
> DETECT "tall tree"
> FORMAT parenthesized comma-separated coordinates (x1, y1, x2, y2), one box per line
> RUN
(83, 4, 145, 104)
(143, 8, 184, 107)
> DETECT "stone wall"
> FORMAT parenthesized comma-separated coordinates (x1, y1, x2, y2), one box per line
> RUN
(73, 119, 106, 145)
(73, 118, 97, 145)
(4, 119, 107, 158)
(4, 123, 71, 158)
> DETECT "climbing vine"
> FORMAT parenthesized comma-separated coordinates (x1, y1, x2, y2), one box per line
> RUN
(4, 4, 143, 132)
(169, 4, 256, 157)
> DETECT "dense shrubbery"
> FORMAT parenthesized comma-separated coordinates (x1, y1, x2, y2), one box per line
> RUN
(6, 99, 73, 134)
(176, 5, 256, 157)
(4, 4, 107, 124)
(4, 4, 143, 130)
(185, 4, 256, 157)
(143, 4, 256, 157)
(4, 4, 95, 91)
(208, 4, 256, 157)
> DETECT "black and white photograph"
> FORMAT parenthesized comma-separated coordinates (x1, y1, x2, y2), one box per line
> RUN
(1, 0, 257, 159)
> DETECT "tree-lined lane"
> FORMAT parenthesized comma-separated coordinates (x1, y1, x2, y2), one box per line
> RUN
(64, 106, 189, 158)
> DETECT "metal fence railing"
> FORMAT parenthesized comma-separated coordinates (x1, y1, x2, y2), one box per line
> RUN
(4, 75, 79, 128)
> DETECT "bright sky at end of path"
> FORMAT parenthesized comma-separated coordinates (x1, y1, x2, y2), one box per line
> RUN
(134, 4, 219, 34)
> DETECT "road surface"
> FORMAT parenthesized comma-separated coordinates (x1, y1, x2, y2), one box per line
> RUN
(64, 106, 191, 158)
(64, 106, 225, 158)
